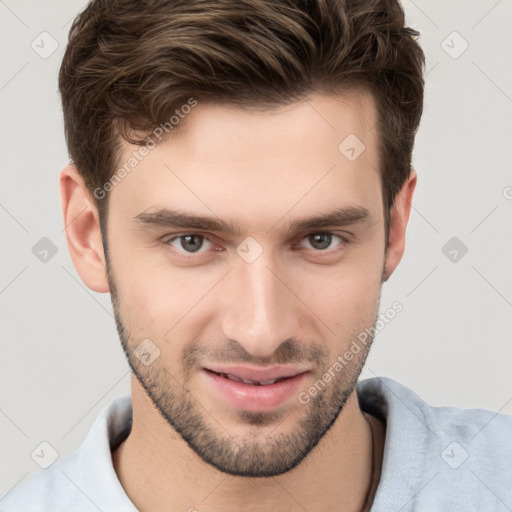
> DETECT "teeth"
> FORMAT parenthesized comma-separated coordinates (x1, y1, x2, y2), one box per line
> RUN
(259, 379, 278, 385)
(223, 373, 281, 386)
(225, 373, 244, 383)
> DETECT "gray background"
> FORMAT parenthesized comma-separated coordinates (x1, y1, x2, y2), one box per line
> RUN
(1, 0, 511, 492)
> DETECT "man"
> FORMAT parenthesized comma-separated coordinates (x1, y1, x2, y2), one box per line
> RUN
(1, 0, 510, 510)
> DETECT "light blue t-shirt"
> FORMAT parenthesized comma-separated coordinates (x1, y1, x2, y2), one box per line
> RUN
(1, 376, 511, 511)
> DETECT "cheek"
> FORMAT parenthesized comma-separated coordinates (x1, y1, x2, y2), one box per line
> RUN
(299, 253, 383, 333)
(110, 243, 218, 345)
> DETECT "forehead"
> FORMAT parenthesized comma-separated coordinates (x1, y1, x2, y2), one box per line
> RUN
(167, 91, 377, 159)
(110, 91, 382, 231)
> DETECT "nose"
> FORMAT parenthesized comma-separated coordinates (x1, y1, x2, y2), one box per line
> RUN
(219, 252, 300, 358)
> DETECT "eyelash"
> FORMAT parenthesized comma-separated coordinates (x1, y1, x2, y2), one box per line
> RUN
(161, 232, 350, 258)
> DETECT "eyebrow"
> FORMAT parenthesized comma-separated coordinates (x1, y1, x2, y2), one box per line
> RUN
(132, 205, 371, 235)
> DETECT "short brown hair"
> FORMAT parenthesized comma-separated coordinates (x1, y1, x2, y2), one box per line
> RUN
(59, 0, 425, 243)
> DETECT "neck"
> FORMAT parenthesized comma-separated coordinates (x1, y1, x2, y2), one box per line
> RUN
(113, 376, 384, 512)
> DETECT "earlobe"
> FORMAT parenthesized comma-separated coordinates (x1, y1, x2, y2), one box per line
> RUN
(383, 170, 417, 281)
(60, 165, 110, 293)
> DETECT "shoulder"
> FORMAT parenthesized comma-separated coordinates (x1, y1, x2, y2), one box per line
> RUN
(358, 377, 512, 511)
(0, 395, 135, 512)
(0, 453, 86, 512)
(359, 375, 512, 444)
(359, 376, 512, 436)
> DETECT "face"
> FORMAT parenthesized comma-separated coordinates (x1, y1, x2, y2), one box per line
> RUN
(105, 92, 386, 477)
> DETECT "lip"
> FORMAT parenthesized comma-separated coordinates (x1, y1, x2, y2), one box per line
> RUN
(203, 364, 310, 383)
(202, 366, 310, 412)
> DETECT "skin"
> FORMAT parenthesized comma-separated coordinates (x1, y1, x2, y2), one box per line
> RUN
(60, 91, 416, 512)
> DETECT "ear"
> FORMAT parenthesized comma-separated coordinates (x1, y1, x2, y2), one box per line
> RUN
(383, 169, 417, 281)
(60, 165, 110, 293)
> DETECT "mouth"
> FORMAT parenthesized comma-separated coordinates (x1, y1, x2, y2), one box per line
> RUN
(201, 365, 311, 412)
(204, 369, 297, 386)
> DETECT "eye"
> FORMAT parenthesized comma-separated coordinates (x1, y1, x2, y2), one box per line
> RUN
(164, 234, 214, 254)
(299, 232, 347, 251)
